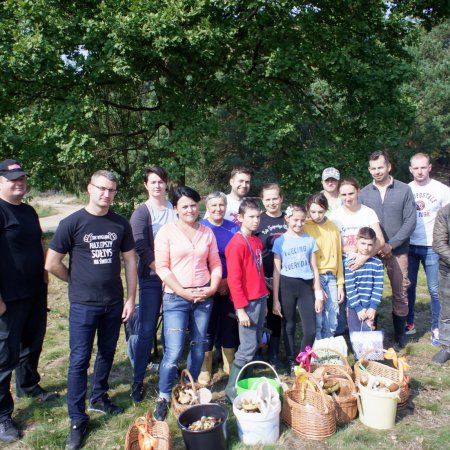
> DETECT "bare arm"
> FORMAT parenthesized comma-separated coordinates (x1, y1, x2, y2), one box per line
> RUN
(272, 255, 283, 317)
(122, 249, 137, 321)
(310, 252, 323, 313)
(45, 249, 69, 282)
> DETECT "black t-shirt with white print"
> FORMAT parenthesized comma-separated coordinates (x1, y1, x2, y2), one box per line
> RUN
(49, 208, 135, 305)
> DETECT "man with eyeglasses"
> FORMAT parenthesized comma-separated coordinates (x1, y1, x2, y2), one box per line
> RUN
(0, 160, 59, 444)
(45, 170, 137, 450)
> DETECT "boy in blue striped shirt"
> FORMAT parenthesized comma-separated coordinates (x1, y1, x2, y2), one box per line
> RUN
(345, 227, 384, 332)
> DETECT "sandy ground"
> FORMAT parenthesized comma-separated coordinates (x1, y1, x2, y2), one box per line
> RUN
(32, 195, 83, 232)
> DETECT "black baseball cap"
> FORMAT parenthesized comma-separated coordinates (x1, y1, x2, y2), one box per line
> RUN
(0, 159, 28, 180)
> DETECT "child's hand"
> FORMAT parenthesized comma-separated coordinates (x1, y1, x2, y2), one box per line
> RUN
(366, 308, 376, 321)
(236, 308, 251, 327)
(272, 300, 283, 318)
(357, 309, 367, 321)
(337, 287, 345, 304)
(315, 299, 324, 313)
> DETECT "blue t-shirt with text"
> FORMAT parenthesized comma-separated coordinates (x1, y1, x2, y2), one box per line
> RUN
(272, 233, 318, 280)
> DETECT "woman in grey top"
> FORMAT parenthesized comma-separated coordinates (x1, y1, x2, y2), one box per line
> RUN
(129, 166, 177, 403)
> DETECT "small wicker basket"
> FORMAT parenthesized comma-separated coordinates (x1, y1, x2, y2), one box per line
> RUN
(315, 366, 358, 424)
(309, 347, 353, 379)
(171, 369, 204, 419)
(354, 348, 409, 409)
(282, 374, 336, 440)
(125, 410, 171, 450)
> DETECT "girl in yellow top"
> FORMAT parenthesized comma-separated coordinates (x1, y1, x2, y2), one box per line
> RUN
(304, 192, 344, 339)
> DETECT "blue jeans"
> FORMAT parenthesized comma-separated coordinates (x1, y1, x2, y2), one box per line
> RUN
(316, 273, 339, 339)
(133, 276, 163, 383)
(158, 293, 213, 398)
(407, 245, 440, 330)
(67, 301, 122, 422)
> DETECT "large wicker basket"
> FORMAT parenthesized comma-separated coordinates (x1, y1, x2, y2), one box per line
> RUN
(171, 369, 204, 418)
(282, 374, 336, 440)
(314, 366, 358, 424)
(125, 410, 171, 450)
(354, 348, 409, 409)
(310, 347, 353, 379)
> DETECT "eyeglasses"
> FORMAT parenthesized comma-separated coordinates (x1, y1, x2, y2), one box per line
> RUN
(90, 183, 117, 194)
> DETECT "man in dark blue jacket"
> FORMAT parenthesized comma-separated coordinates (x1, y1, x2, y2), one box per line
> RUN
(360, 150, 416, 348)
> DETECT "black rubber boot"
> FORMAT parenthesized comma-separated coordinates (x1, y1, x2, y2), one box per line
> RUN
(393, 314, 408, 349)
(268, 337, 285, 369)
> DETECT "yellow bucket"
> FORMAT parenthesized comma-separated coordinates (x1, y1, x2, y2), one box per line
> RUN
(357, 382, 400, 430)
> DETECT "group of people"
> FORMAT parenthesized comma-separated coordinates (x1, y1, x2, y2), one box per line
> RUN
(1, 150, 449, 449)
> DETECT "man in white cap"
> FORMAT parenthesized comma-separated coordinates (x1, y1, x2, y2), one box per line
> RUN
(321, 167, 342, 215)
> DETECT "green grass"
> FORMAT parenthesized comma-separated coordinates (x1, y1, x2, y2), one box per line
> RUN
(32, 203, 58, 218)
(2, 266, 449, 449)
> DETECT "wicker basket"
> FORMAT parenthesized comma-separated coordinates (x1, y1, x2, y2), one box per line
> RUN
(354, 348, 409, 409)
(309, 347, 353, 379)
(315, 366, 358, 424)
(171, 369, 204, 418)
(125, 410, 171, 450)
(282, 374, 336, 440)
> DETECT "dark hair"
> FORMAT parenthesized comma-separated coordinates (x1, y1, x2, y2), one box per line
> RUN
(230, 166, 253, 179)
(357, 227, 376, 241)
(171, 186, 201, 207)
(339, 177, 360, 192)
(238, 198, 260, 215)
(306, 192, 328, 211)
(369, 150, 391, 165)
(144, 166, 168, 184)
(260, 182, 283, 199)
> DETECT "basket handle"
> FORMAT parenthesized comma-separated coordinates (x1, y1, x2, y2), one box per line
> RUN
(180, 368, 197, 393)
(321, 365, 356, 391)
(305, 373, 330, 414)
(311, 347, 351, 369)
(234, 360, 281, 389)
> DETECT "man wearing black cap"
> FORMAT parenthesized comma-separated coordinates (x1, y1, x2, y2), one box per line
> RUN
(0, 159, 58, 444)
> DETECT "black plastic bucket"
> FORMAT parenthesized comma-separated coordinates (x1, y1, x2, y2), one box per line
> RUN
(177, 403, 228, 450)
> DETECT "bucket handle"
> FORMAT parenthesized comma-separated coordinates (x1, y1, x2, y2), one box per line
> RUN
(356, 391, 364, 417)
(234, 360, 281, 389)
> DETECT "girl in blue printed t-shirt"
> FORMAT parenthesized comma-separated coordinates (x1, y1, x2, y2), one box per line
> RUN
(272, 204, 323, 375)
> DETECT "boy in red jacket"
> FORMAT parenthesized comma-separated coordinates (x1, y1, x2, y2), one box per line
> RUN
(225, 199, 269, 403)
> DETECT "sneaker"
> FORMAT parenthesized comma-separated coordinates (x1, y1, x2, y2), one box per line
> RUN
(288, 361, 296, 377)
(65, 420, 88, 450)
(405, 323, 416, 335)
(17, 385, 60, 402)
(0, 418, 19, 444)
(431, 348, 450, 365)
(88, 396, 124, 415)
(431, 329, 440, 346)
(153, 398, 169, 421)
(131, 382, 145, 404)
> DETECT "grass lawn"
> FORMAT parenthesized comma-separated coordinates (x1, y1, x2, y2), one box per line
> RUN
(2, 259, 449, 449)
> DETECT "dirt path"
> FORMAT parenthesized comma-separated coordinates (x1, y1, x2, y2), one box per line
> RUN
(32, 195, 83, 232)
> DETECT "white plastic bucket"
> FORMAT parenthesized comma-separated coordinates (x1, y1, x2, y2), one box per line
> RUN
(233, 390, 281, 445)
(357, 382, 400, 430)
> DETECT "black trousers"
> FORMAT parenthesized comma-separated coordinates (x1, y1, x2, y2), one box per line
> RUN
(0, 286, 47, 422)
(280, 275, 316, 359)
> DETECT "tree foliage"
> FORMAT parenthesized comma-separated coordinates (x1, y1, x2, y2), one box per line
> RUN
(0, 1, 447, 212)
